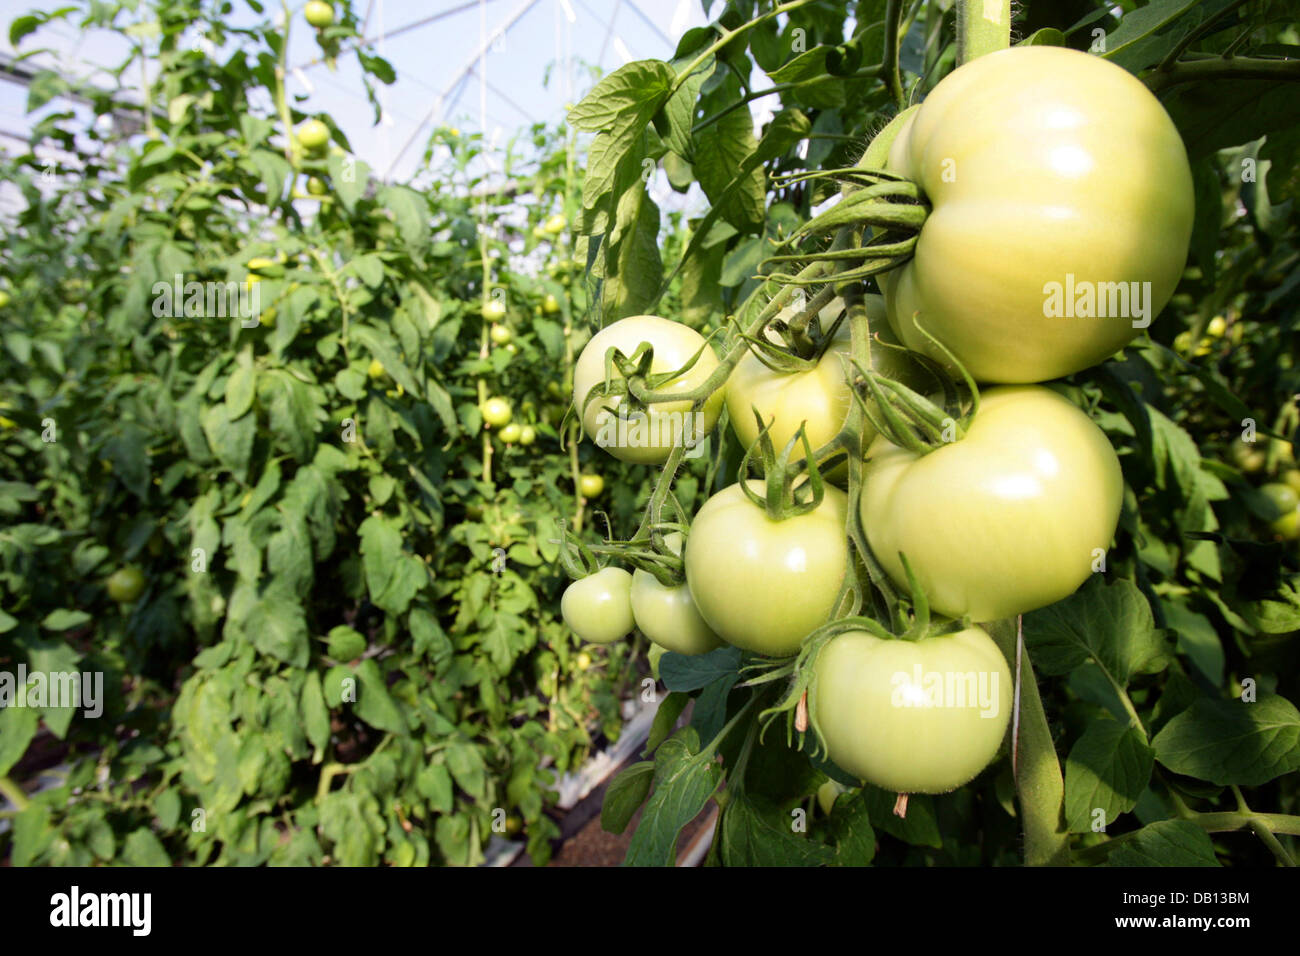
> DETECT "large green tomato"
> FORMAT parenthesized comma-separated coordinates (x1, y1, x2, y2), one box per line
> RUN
(862, 386, 1122, 621)
(812, 627, 1012, 794)
(561, 568, 634, 645)
(726, 294, 920, 460)
(631, 534, 724, 655)
(880, 46, 1194, 383)
(573, 316, 723, 464)
(686, 482, 848, 657)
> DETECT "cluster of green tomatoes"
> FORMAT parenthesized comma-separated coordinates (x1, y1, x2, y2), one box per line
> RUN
(559, 47, 1199, 797)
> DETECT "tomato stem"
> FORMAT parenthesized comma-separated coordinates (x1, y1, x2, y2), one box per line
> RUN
(956, 0, 1010, 66)
(989, 616, 1071, 866)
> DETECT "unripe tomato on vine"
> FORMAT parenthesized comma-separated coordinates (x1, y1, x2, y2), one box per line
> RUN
(304, 1, 334, 28)
(562, 567, 634, 645)
(875, 46, 1194, 383)
(861, 386, 1123, 621)
(481, 397, 512, 427)
(812, 626, 1012, 794)
(573, 316, 723, 465)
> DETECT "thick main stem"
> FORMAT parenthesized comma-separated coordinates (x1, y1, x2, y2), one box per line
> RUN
(990, 616, 1070, 866)
(956, 0, 1011, 65)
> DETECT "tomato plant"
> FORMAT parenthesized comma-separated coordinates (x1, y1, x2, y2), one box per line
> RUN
(573, 0, 1300, 870)
(0, 0, 666, 869)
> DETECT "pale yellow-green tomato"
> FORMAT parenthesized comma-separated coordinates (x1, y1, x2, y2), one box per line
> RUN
(562, 567, 634, 645)
(630, 533, 724, 656)
(862, 386, 1123, 621)
(813, 627, 1012, 794)
(726, 294, 920, 460)
(573, 316, 723, 465)
(881, 46, 1194, 383)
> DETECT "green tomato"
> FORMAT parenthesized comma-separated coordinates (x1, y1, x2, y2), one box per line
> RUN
(304, 1, 335, 27)
(578, 473, 603, 497)
(816, 779, 847, 816)
(862, 386, 1122, 621)
(726, 294, 920, 461)
(630, 533, 724, 656)
(686, 481, 848, 657)
(106, 565, 146, 603)
(543, 213, 567, 235)
(575, 651, 593, 670)
(573, 315, 724, 464)
(1271, 507, 1300, 541)
(0, 290, 11, 308)
(1283, 469, 1300, 497)
(367, 358, 386, 380)
(1231, 440, 1267, 475)
(499, 423, 522, 443)
(518, 425, 536, 446)
(490, 324, 512, 345)
(482, 299, 507, 322)
(306, 175, 328, 196)
(481, 397, 512, 427)
(1206, 315, 1228, 338)
(296, 119, 330, 151)
(562, 567, 634, 645)
(1259, 482, 1299, 520)
(813, 626, 1012, 794)
(542, 293, 561, 314)
(880, 47, 1194, 383)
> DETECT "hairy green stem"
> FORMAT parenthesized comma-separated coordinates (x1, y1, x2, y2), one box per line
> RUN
(0, 775, 31, 812)
(956, 0, 1010, 65)
(1144, 56, 1300, 93)
(989, 617, 1070, 866)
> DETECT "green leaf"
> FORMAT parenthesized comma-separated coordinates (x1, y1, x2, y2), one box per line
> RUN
(121, 827, 172, 866)
(418, 763, 454, 814)
(601, 761, 655, 834)
(660, 646, 741, 691)
(1065, 720, 1154, 832)
(224, 350, 256, 419)
(1023, 577, 1169, 686)
(1152, 694, 1300, 786)
(569, 60, 676, 204)
(445, 741, 486, 799)
(720, 793, 834, 866)
(825, 792, 876, 865)
(326, 625, 367, 661)
(245, 596, 310, 667)
(352, 659, 407, 734)
(644, 692, 690, 756)
(301, 671, 330, 755)
(695, 79, 765, 232)
(1160, 599, 1223, 684)
(1107, 820, 1220, 867)
(0, 703, 39, 776)
(359, 516, 426, 615)
(860, 785, 942, 848)
(623, 728, 721, 866)
(39, 609, 92, 631)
